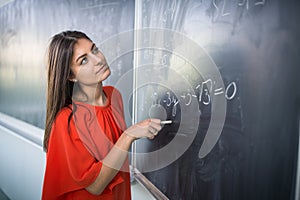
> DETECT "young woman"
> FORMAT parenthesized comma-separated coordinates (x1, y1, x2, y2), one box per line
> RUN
(42, 30, 162, 200)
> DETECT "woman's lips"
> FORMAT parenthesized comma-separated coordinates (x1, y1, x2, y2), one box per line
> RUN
(96, 64, 108, 74)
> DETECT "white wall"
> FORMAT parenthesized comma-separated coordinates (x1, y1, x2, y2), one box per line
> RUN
(0, 113, 45, 200)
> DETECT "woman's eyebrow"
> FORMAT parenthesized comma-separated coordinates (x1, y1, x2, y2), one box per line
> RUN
(75, 43, 96, 63)
(76, 53, 87, 63)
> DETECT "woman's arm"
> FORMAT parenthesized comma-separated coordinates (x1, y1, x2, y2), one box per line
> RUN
(85, 118, 161, 195)
(85, 132, 133, 195)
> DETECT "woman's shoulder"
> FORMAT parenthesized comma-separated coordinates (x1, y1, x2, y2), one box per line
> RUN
(55, 105, 72, 122)
(103, 85, 120, 93)
(103, 86, 122, 99)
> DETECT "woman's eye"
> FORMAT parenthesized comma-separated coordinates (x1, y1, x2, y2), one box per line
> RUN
(80, 57, 88, 65)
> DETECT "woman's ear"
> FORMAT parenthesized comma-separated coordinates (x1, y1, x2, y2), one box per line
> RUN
(68, 74, 78, 82)
(69, 78, 78, 82)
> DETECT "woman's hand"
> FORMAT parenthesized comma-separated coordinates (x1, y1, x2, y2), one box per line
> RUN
(124, 119, 162, 140)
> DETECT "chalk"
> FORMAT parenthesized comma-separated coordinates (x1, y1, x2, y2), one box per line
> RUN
(160, 120, 172, 125)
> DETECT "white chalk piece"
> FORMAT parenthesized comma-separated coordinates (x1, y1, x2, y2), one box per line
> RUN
(160, 120, 172, 125)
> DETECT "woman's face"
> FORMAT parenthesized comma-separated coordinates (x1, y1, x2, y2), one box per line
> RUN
(70, 38, 110, 86)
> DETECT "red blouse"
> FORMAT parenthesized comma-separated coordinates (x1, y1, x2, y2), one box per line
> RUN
(42, 86, 131, 200)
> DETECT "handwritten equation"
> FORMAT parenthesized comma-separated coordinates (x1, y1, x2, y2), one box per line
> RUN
(150, 79, 237, 117)
(211, 0, 266, 21)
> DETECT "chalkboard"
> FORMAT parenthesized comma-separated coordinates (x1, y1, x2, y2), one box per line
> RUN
(133, 0, 300, 199)
(0, 0, 135, 128)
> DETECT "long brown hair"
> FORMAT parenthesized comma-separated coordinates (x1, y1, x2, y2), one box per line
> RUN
(44, 30, 91, 152)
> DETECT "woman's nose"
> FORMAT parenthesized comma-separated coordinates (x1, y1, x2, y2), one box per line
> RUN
(90, 53, 103, 66)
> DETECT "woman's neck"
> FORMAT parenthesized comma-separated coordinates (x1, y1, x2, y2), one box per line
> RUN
(73, 83, 107, 106)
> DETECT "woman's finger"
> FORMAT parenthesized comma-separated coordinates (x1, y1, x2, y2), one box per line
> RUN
(149, 118, 161, 123)
(148, 127, 157, 135)
(150, 122, 162, 132)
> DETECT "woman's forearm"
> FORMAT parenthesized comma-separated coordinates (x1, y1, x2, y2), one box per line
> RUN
(86, 118, 161, 195)
(85, 133, 134, 195)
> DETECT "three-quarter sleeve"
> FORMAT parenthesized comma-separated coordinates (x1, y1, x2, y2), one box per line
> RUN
(42, 86, 131, 200)
(42, 108, 102, 199)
